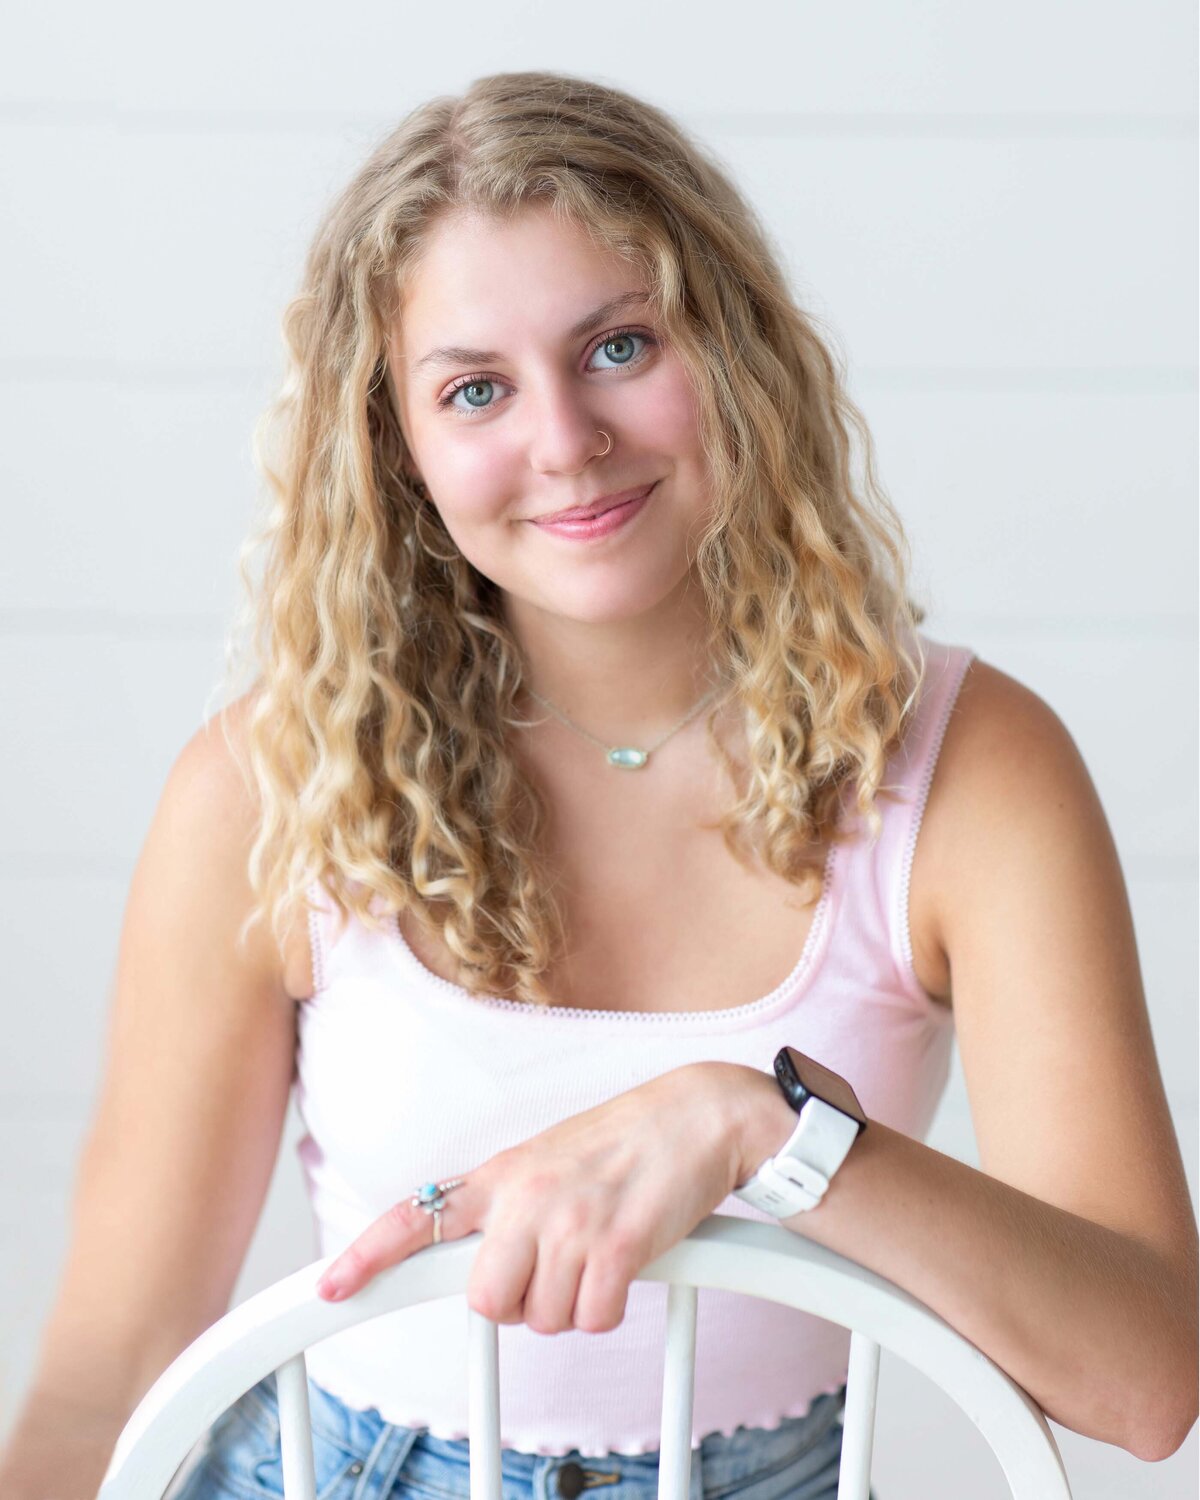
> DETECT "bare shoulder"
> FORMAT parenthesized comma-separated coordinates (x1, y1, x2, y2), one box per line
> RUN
(908, 656, 1097, 1007)
(183, 690, 261, 815)
(906, 659, 1197, 1302)
(176, 689, 311, 1002)
(178, 690, 265, 852)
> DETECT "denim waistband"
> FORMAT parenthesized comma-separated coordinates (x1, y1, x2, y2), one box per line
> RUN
(183, 1370, 855, 1500)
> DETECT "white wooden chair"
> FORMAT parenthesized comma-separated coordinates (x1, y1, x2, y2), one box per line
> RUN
(98, 1215, 1073, 1500)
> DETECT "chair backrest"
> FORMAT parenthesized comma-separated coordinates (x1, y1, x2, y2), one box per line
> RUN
(98, 1214, 1073, 1500)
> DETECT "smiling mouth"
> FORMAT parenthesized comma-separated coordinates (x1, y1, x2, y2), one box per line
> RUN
(531, 482, 657, 526)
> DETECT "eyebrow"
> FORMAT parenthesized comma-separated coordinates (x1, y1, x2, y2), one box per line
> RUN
(409, 291, 653, 375)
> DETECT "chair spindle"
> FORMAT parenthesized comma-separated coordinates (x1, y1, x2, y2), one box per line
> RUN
(276, 1351, 318, 1500)
(837, 1332, 881, 1500)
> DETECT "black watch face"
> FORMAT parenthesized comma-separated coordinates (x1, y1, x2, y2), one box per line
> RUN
(774, 1046, 868, 1131)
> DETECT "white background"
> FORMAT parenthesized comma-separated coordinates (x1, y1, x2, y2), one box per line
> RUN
(1, 4, 1196, 1496)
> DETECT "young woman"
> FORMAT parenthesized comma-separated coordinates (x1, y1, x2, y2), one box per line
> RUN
(3, 70, 1195, 1500)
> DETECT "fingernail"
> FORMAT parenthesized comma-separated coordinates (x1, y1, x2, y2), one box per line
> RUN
(318, 1268, 349, 1300)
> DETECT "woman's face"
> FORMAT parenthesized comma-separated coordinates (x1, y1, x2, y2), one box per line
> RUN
(387, 205, 715, 628)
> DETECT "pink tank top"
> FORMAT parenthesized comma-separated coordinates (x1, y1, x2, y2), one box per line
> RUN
(293, 631, 975, 1457)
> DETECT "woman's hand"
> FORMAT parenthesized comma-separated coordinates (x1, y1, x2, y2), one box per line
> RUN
(315, 1061, 779, 1333)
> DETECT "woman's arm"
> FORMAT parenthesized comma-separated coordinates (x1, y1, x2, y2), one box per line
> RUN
(734, 1083, 1193, 1461)
(0, 701, 298, 1499)
(732, 661, 1198, 1462)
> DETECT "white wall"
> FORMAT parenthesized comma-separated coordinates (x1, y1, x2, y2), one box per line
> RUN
(1, 5, 1195, 1496)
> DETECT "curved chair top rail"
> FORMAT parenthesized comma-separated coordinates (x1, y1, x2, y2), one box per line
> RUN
(99, 1214, 1071, 1500)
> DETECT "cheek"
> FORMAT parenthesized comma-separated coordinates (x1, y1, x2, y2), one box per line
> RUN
(428, 445, 512, 530)
(422, 461, 519, 583)
(637, 371, 704, 459)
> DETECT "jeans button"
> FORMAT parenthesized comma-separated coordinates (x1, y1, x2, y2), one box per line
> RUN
(556, 1461, 586, 1498)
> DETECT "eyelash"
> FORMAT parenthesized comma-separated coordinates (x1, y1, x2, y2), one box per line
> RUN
(436, 326, 658, 418)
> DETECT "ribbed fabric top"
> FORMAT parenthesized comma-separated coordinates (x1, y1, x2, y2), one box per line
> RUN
(292, 631, 975, 1457)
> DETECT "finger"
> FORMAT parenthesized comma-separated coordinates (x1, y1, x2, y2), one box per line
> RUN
(521, 1238, 588, 1336)
(466, 1228, 538, 1326)
(572, 1244, 637, 1334)
(318, 1178, 476, 1301)
(316, 1199, 426, 1301)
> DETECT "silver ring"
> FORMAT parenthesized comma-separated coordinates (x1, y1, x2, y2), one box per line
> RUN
(409, 1177, 466, 1245)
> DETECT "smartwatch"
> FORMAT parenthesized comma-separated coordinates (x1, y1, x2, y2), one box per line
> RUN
(733, 1046, 868, 1217)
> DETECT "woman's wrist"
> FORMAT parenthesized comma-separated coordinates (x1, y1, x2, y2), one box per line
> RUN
(714, 1062, 800, 1190)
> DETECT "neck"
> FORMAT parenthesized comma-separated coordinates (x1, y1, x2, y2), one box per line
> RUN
(502, 574, 726, 744)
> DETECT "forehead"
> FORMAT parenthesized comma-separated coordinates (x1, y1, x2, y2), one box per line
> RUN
(392, 206, 647, 369)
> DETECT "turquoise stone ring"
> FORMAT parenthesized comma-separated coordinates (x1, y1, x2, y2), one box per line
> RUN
(409, 1176, 466, 1243)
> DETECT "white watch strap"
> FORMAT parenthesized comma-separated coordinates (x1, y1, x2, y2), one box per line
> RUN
(733, 1097, 861, 1216)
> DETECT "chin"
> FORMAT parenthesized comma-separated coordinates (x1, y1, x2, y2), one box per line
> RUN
(538, 572, 691, 626)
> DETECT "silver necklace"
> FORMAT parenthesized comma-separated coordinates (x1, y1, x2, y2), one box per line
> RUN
(523, 681, 727, 769)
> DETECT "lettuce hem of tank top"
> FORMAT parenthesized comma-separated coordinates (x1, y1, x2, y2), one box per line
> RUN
(304, 1373, 850, 1458)
(361, 834, 841, 1031)
(893, 645, 976, 1015)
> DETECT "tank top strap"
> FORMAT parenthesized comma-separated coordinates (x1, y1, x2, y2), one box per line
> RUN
(834, 632, 977, 1008)
(305, 875, 393, 996)
(305, 879, 332, 996)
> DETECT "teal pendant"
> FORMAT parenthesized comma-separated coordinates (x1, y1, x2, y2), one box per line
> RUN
(607, 747, 649, 769)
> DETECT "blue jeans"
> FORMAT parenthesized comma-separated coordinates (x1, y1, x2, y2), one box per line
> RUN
(168, 1371, 876, 1500)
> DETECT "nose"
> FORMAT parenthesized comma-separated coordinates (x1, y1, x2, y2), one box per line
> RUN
(525, 379, 610, 476)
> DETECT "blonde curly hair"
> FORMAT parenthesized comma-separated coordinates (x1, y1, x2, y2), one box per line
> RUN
(212, 69, 929, 1006)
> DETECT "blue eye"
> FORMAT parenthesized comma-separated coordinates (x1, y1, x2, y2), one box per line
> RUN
(443, 378, 496, 414)
(588, 330, 644, 370)
(437, 327, 656, 418)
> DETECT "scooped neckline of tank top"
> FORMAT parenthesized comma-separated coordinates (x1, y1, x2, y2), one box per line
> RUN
(384, 835, 841, 1024)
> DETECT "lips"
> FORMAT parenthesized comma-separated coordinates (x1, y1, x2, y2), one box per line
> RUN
(532, 483, 655, 525)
